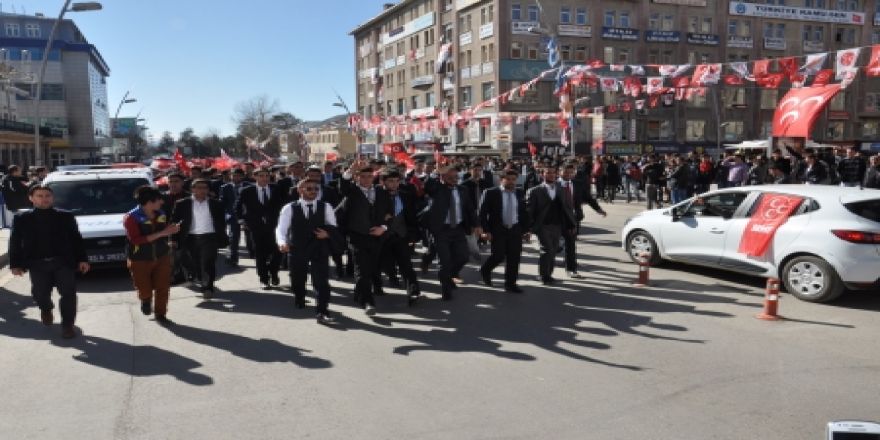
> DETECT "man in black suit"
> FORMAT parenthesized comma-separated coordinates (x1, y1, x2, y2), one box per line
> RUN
(220, 169, 250, 266)
(479, 169, 530, 293)
(337, 160, 393, 315)
(276, 161, 305, 201)
(560, 163, 606, 279)
(293, 166, 347, 278)
(424, 165, 481, 300)
(9, 185, 90, 339)
(276, 179, 339, 324)
(171, 179, 229, 298)
(377, 170, 421, 304)
(526, 166, 577, 284)
(322, 161, 342, 186)
(235, 168, 284, 289)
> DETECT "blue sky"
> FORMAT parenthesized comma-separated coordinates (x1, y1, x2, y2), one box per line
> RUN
(18, 0, 392, 139)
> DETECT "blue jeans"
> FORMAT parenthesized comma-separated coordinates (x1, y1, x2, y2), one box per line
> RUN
(671, 188, 688, 205)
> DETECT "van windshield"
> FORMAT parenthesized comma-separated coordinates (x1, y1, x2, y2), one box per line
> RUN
(47, 178, 151, 215)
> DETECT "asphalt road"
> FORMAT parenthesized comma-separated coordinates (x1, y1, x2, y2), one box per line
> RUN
(1, 199, 878, 439)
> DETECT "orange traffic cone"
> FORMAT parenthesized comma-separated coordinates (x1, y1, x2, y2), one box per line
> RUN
(756, 278, 782, 321)
(633, 253, 650, 287)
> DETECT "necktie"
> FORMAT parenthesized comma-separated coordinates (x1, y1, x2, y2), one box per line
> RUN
(565, 183, 573, 207)
(394, 195, 402, 216)
(503, 191, 515, 227)
(261, 187, 268, 205)
(448, 187, 458, 225)
(307, 203, 314, 218)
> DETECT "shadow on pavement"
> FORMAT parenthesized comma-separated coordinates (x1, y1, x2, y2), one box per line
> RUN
(0, 288, 213, 386)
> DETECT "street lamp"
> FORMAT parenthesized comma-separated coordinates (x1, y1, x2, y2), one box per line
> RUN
(33, 0, 103, 167)
(113, 91, 137, 133)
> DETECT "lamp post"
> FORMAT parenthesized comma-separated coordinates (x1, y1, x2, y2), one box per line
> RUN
(33, 0, 102, 167)
(113, 91, 137, 128)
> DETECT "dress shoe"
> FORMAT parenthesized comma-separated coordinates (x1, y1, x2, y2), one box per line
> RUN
(40, 309, 54, 326)
(365, 304, 377, 316)
(226, 258, 239, 267)
(61, 325, 77, 339)
(505, 285, 524, 293)
(202, 286, 215, 299)
(155, 315, 173, 326)
(374, 287, 387, 296)
(270, 273, 281, 286)
(441, 289, 453, 301)
(260, 280, 271, 290)
(295, 297, 306, 309)
(419, 259, 430, 274)
(316, 313, 336, 325)
(568, 272, 585, 279)
(541, 277, 556, 286)
(140, 301, 152, 316)
(480, 269, 493, 287)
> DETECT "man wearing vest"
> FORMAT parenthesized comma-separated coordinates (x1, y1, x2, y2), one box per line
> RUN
(276, 179, 339, 325)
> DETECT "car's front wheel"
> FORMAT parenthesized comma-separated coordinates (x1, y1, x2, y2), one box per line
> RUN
(781, 256, 845, 303)
(626, 230, 662, 266)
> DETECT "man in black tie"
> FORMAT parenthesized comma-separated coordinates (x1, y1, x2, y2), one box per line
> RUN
(338, 160, 393, 315)
(559, 163, 606, 279)
(275, 161, 305, 201)
(378, 170, 421, 304)
(171, 179, 229, 298)
(276, 179, 339, 324)
(424, 165, 481, 300)
(526, 166, 577, 285)
(220, 169, 249, 266)
(479, 170, 530, 293)
(235, 168, 284, 289)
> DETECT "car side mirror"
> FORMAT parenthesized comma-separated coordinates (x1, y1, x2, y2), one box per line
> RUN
(722, 210, 734, 220)
(671, 209, 682, 222)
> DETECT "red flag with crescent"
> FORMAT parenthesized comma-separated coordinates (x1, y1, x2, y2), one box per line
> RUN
(738, 194, 805, 257)
(772, 84, 842, 138)
(812, 69, 834, 86)
(865, 45, 880, 77)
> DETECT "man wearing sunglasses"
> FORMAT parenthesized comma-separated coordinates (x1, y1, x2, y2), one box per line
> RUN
(276, 179, 339, 325)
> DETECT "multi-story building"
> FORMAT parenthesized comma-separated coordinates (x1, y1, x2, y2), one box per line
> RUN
(352, 0, 880, 157)
(0, 11, 111, 167)
(304, 127, 358, 162)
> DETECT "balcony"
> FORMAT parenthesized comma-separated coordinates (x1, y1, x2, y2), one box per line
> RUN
(0, 118, 64, 137)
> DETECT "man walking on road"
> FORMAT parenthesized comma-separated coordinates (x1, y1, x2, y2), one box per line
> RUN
(171, 179, 229, 298)
(8, 185, 90, 339)
(235, 168, 284, 289)
(526, 166, 576, 285)
(479, 169, 530, 293)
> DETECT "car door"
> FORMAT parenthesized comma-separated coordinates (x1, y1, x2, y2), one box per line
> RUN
(659, 190, 751, 266)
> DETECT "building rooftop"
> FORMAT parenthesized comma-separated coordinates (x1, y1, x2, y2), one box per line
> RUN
(350, 0, 418, 36)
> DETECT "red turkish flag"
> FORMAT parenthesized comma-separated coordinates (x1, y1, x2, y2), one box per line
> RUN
(587, 59, 605, 69)
(174, 148, 191, 175)
(528, 141, 538, 157)
(723, 74, 744, 86)
(753, 59, 770, 79)
(756, 72, 785, 89)
(772, 84, 842, 138)
(866, 45, 880, 77)
(738, 194, 805, 257)
(393, 151, 414, 170)
(812, 69, 834, 86)
(778, 57, 799, 81)
(672, 76, 690, 100)
(325, 151, 338, 162)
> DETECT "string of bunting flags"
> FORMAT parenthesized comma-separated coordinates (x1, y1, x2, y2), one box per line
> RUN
(348, 44, 880, 147)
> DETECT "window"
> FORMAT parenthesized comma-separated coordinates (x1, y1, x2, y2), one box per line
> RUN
(662, 15, 674, 31)
(561, 44, 571, 61)
(603, 46, 614, 64)
(686, 120, 706, 141)
(662, 50, 674, 64)
(689, 91, 707, 108)
(617, 48, 630, 64)
(724, 88, 746, 107)
(604, 11, 615, 27)
(411, 95, 419, 110)
(527, 5, 539, 21)
(684, 192, 749, 218)
(24, 23, 40, 38)
(511, 41, 522, 58)
(511, 4, 521, 20)
(873, 29, 880, 45)
(830, 92, 846, 110)
(426, 91, 435, 107)
(647, 120, 673, 141)
(620, 11, 631, 28)
(760, 90, 778, 109)
(764, 22, 785, 38)
(510, 81, 539, 104)
(398, 98, 405, 115)
(5, 23, 20, 37)
(805, 0, 827, 6)
(865, 92, 880, 112)
(560, 6, 571, 24)
(701, 17, 712, 33)
(482, 82, 494, 101)
(827, 121, 845, 140)
(574, 45, 587, 61)
(648, 49, 659, 64)
(723, 121, 744, 141)
(862, 121, 879, 138)
(576, 8, 587, 25)
(460, 86, 472, 107)
(527, 43, 538, 59)
(836, 27, 858, 45)
(649, 13, 660, 30)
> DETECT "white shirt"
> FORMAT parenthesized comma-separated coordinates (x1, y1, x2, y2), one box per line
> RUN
(190, 198, 215, 234)
(543, 182, 557, 200)
(446, 186, 462, 225)
(256, 184, 271, 204)
(275, 200, 338, 247)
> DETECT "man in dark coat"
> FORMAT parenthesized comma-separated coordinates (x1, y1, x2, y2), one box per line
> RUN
(235, 168, 285, 288)
(9, 185, 90, 339)
(526, 166, 578, 284)
(479, 169, 530, 292)
(377, 170, 422, 303)
(171, 179, 229, 297)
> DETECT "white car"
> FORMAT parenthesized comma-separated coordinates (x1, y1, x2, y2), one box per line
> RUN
(621, 185, 880, 302)
(43, 166, 155, 265)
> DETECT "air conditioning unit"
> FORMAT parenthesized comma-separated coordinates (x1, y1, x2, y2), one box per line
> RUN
(437, 135, 451, 143)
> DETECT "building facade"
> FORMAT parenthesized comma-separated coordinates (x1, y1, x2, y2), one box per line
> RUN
(304, 127, 358, 162)
(0, 11, 111, 167)
(352, 0, 880, 157)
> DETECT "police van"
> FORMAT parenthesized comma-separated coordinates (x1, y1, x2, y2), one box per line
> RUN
(42, 165, 155, 265)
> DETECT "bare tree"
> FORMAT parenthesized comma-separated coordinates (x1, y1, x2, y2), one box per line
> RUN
(232, 94, 281, 142)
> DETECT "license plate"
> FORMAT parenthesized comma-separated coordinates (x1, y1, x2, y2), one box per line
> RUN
(88, 253, 127, 263)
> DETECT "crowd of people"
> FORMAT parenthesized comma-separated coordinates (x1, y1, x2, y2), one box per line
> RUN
(5, 145, 880, 336)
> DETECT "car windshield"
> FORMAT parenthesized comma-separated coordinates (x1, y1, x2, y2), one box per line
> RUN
(47, 178, 150, 215)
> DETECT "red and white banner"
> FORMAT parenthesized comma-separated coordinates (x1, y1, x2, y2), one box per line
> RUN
(835, 47, 861, 81)
(865, 45, 880, 77)
(738, 194, 805, 257)
(772, 84, 841, 138)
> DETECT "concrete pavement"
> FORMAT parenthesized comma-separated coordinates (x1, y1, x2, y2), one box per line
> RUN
(0, 199, 878, 439)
